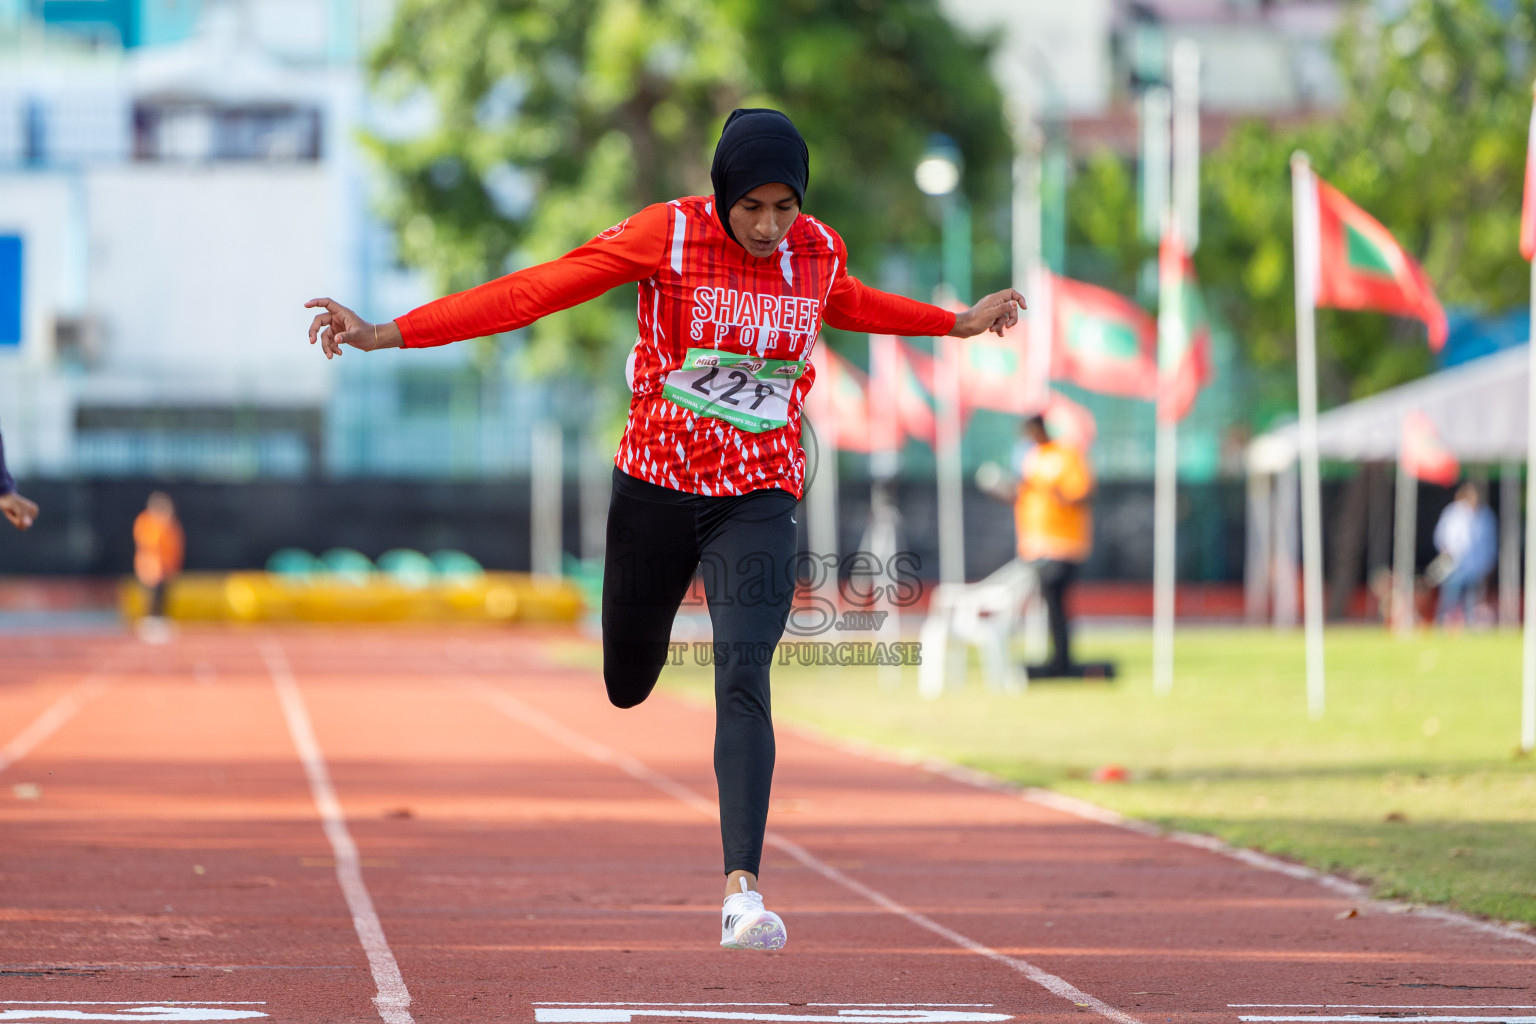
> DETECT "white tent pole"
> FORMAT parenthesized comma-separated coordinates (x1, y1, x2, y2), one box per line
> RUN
(1517, 173, 1536, 761)
(1291, 152, 1326, 718)
(1392, 456, 1417, 636)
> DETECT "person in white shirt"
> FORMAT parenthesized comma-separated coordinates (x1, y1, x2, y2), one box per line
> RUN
(1432, 482, 1498, 626)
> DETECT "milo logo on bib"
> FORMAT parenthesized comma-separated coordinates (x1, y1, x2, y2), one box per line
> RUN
(661, 348, 805, 433)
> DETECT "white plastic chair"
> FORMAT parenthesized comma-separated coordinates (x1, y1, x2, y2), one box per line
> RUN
(917, 559, 1040, 699)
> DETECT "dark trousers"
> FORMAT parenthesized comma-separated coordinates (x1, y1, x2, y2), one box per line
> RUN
(1034, 559, 1079, 670)
(601, 468, 798, 876)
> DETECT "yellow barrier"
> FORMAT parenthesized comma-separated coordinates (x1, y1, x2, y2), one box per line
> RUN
(119, 572, 583, 624)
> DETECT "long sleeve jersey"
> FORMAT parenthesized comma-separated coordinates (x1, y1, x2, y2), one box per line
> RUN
(397, 196, 957, 499)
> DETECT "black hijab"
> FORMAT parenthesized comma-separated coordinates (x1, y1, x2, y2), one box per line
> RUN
(709, 108, 809, 246)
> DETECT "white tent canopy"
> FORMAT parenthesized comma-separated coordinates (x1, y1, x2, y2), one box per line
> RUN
(1244, 344, 1530, 627)
(1248, 344, 1531, 473)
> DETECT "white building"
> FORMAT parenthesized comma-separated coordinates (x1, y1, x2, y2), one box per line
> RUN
(0, 0, 541, 481)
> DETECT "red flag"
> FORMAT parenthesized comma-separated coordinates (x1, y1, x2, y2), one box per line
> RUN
(806, 345, 872, 453)
(1400, 410, 1459, 487)
(953, 321, 1048, 415)
(1043, 270, 1159, 399)
(1522, 82, 1536, 261)
(1157, 221, 1214, 424)
(1297, 167, 1448, 350)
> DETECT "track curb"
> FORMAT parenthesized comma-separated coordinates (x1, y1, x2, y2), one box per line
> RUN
(773, 717, 1536, 952)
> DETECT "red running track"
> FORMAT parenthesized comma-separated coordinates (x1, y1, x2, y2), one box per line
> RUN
(0, 627, 1531, 1024)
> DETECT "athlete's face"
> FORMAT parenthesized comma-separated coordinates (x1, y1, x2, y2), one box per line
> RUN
(729, 182, 800, 259)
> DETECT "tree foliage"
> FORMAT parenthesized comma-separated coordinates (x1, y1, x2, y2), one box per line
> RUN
(1068, 0, 1536, 418)
(366, 0, 1008, 381)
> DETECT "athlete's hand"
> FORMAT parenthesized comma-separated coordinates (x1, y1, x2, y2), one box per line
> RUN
(0, 491, 39, 530)
(949, 288, 1026, 339)
(305, 298, 403, 359)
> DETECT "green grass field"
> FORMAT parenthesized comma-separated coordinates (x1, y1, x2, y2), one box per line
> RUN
(646, 627, 1536, 927)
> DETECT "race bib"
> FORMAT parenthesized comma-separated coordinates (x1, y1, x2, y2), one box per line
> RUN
(661, 348, 804, 433)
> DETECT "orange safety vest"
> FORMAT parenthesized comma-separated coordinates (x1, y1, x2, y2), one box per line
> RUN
(1014, 441, 1094, 563)
(133, 510, 185, 586)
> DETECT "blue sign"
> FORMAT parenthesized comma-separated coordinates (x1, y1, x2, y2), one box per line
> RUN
(0, 236, 20, 347)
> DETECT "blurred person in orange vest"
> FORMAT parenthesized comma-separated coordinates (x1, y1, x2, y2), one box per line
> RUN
(0, 429, 39, 530)
(134, 491, 184, 625)
(1013, 414, 1095, 677)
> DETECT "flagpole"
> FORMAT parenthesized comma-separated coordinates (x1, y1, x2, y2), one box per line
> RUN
(1152, 401, 1178, 697)
(1392, 452, 1416, 636)
(1153, 213, 1178, 698)
(1153, 41, 1199, 699)
(1523, 254, 1536, 752)
(866, 336, 903, 690)
(1291, 151, 1327, 719)
(807, 347, 840, 620)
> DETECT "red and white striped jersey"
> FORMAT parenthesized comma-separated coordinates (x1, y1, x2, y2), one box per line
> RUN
(396, 196, 955, 499)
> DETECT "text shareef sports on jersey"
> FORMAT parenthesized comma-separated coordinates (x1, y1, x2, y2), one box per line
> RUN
(689, 287, 822, 354)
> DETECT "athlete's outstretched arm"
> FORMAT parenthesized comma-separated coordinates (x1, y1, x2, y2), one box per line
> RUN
(305, 204, 669, 359)
(823, 265, 1024, 339)
(0, 432, 37, 531)
(949, 288, 1026, 338)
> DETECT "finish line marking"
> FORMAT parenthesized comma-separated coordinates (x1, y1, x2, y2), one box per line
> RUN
(532, 1008, 1011, 1024)
(262, 642, 414, 1024)
(468, 682, 1142, 1024)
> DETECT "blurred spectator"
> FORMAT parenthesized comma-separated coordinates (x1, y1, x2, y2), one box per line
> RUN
(0, 430, 39, 531)
(1014, 415, 1095, 675)
(134, 492, 184, 630)
(1431, 482, 1497, 627)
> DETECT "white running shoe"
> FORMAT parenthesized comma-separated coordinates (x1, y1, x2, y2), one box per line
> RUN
(720, 880, 787, 950)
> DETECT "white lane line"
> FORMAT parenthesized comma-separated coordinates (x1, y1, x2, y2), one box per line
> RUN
(533, 1011, 1008, 1024)
(467, 682, 1143, 1024)
(781, 725, 1536, 950)
(261, 642, 413, 1024)
(0, 653, 124, 773)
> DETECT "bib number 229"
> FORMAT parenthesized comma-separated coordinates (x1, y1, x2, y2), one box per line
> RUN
(661, 349, 803, 433)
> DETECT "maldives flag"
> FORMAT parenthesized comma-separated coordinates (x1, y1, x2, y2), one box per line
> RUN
(1521, 82, 1536, 261)
(806, 346, 872, 453)
(1296, 163, 1448, 349)
(956, 323, 1048, 415)
(1041, 390, 1097, 451)
(1042, 270, 1158, 399)
(1400, 410, 1459, 486)
(1157, 222, 1214, 424)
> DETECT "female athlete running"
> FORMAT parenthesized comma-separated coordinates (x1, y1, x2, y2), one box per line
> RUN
(306, 108, 1023, 951)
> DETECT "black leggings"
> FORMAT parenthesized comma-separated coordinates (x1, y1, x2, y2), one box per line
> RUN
(1035, 558, 1078, 670)
(601, 468, 798, 876)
